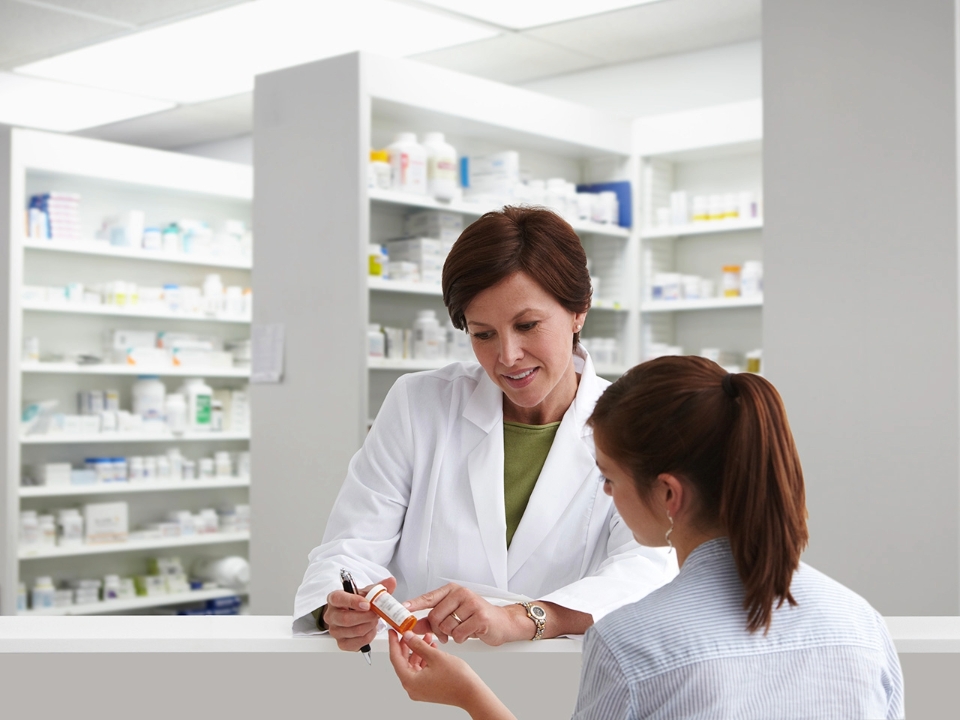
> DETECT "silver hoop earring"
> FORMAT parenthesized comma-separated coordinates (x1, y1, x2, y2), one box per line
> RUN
(665, 513, 674, 554)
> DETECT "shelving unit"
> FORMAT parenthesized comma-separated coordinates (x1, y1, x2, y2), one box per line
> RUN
(0, 127, 254, 616)
(18, 587, 241, 616)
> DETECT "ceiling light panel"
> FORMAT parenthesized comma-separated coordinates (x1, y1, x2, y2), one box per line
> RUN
(14, 0, 497, 105)
(413, 0, 666, 30)
(0, 72, 174, 132)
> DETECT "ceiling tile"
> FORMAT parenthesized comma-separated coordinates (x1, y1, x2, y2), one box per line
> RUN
(0, 0, 120, 68)
(24, 0, 246, 27)
(526, 0, 760, 65)
(411, 33, 604, 85)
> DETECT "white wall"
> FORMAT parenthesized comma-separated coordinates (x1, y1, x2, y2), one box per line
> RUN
(521, 41, 761, 118)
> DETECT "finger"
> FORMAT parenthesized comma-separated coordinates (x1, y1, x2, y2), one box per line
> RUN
(326, 589, 371, 612)
(402, 631, 444, 663)
(335, 625, 378, 652)
(327, 618, 379, 640)
(403, 583, 456, 612)
(414, 617, 448, 644)
(388, 630, 417, 677)
(426, 592, 466, 634)
(450, 614, 483, 644)
(324, 605, 378, 629)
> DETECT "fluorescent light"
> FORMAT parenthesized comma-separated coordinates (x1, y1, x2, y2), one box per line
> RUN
(15, 0, 497, 105)
(0, 72, 174, 132)
(414, 0, 666, 30)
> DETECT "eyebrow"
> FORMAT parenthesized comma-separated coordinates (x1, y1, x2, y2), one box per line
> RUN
(466, 308, 538, 329)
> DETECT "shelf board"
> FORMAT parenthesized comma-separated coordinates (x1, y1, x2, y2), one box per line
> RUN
(22, 238, 252, 270)
(369, 188, 631, 238)
(22, 431, 250, 445)
(641, 218, 763, 239)
(19, 531, 250, 560)
(367, 277, 443, 296)
(590, 299, 629, 311)
(22, 301, 251, 324)
(18, 588, 243, 616)
(20, 477, 250, 498)
(642, 296, 764, 312)
(368, 358, 452, 372)
(21, 362, 250, 378)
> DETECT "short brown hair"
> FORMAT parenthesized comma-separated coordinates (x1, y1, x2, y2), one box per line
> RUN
(588, 356, 809, 633)
(442, 206, 591, 350)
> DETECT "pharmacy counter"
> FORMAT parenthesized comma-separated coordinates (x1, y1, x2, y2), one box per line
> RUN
(0, 616, 957, 719)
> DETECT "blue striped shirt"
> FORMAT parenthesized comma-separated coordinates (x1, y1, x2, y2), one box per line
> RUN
(574, 538, 904, 719)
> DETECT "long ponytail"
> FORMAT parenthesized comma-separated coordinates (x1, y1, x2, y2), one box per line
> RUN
(588, 356, 809, 633)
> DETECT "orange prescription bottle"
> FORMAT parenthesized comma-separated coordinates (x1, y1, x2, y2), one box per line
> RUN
(364, 584, 417, 633)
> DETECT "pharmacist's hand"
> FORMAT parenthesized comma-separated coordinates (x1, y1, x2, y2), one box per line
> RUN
(323, 576, 396, 653)
(404, 583, 518, 646)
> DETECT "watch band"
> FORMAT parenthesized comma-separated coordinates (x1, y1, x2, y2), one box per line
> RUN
(516, 601, 546, 640)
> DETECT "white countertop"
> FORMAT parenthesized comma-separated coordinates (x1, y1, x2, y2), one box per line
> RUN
(0, 615, 955, 654)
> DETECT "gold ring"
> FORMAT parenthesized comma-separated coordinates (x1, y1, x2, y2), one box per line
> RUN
(451, 612, 463, 624)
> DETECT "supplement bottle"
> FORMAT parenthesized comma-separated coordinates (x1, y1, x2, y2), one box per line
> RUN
(413, 310, 444, 360)
(368, 324, 385, 358)
(368, 150, 391, 190)
(32, 576, 56, 609)
(165, 393, 187, 434)
(722, 265, 742, 298)
(740, 261, 763, 297)
(387, 133, 427, 195)
(422, 132, 458, 201)
(133, 376, 166, 423)
(177, 379, 213, 432)
(364, 583, 417, 633)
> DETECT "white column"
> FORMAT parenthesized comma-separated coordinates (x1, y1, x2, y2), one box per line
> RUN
(763, 0, 960, 613)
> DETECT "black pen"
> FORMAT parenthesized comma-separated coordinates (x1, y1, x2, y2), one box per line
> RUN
(339, 568, 372, 665)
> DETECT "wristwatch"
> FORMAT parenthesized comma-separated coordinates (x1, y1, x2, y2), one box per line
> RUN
(517, 601, 546, 640)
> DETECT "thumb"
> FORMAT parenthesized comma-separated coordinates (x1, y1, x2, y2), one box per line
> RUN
(379, 576, 398, 594)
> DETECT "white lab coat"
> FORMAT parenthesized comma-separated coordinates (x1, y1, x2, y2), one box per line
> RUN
(293, 348, 677, 635)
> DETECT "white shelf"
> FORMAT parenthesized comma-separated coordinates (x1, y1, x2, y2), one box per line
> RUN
(642, 295, 764, 312)
(18, 588, 243, 616)
(369, 188, 631, 238)
(368, 357, 452, 372)
(367, 276, 443, 296)
(21, 362, 250, 378)
(22, 238, 252, 270)
(22, 431, 250, 445)
(21, 477, 251, 498)
(641, 218, 763, 239)
(19, 531, 250, 560)
(591, 299, 629, 311)
(22, 301, 251, 324)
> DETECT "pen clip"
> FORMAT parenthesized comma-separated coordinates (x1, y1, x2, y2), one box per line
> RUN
(340, 568, 359, 595)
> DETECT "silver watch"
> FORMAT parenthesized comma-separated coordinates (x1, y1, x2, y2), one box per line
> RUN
(517, 601, 546, 640)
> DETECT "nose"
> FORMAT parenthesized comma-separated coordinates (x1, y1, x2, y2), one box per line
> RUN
(498, 330, 523, 368)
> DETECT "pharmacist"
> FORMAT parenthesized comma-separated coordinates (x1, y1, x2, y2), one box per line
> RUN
(293, 207, 676, 645)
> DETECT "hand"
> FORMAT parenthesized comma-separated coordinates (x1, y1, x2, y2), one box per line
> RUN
(403, 583, 524, 646)
(323, 576, 396, 652)
(388, 630, 485, 707)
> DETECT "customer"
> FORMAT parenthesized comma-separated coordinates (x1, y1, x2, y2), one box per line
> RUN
(293, 207, 675, 648)
(388, 356, 904, 719)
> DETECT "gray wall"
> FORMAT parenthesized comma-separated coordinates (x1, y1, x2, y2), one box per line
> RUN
(764, 0, 960, 614)
(250, 54, 368, 613)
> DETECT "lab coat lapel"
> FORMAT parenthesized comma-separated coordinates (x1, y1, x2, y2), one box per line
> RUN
(507, 350, 604, 579)
(463, 373, 510, 590)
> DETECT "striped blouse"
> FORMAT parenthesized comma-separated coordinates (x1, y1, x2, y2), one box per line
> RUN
(574, 538, 904, 719)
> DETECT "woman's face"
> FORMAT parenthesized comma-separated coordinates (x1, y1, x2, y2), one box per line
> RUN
(464, 271, 586, 423)
(595, 441, 666, 547)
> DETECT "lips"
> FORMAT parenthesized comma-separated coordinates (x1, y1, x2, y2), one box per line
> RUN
(502, 367, 539, 389)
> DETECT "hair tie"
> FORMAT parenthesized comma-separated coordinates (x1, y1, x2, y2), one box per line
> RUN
(721, 373, 739, 398)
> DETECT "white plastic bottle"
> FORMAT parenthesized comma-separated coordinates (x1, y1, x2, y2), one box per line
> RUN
(422, 132, 458, 201)
(387, 133, 427, 195)
(413, 310, 445, 360)
(165, 394, 187, 435)
(133, 376, 166, 426)
(203, 274, 224, 315)
(177, 379, 213, 432)
(31, 576, 56, 609)
(57, 508, 84, 547)
(740, 261, 763, 297)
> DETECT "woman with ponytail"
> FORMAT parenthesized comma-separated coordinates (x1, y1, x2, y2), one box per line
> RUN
(388, 356, 904, 719)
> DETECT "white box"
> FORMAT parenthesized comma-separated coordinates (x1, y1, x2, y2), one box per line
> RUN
(83, 501, 128, 544)
(34, 463, 71, 486)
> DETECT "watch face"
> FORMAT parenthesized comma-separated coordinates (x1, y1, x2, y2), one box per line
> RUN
(530, 605, 546, 621)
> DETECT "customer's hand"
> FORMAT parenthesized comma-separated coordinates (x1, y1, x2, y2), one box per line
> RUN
(323, 576, 396, 652)
(403, 583, 528, 646)
(388, 630, 515, 720)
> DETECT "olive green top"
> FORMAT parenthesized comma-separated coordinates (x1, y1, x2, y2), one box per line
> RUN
(503, 420, 561, 548)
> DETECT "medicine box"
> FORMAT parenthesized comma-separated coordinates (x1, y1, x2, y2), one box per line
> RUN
(83, 501, 129, 544)
(404, 210, 463, 242)
(106, 329, 157, 351)
(34, 463, 71, 486)
(386, 237, 444, 259)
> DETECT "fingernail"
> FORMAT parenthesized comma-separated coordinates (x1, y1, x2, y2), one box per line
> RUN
(402, 631, 415, 641)
(402, 601, 411, 608)
(359, 602, 370, 611)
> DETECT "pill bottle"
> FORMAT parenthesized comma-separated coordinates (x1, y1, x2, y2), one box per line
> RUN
(142, 227, 162, 251)
(177, 379, 213, 432)
(32, 576, 56, 609)
(38, 514, 57, 546)
(740, 261, 763, 297)
(413, 310, 444, 360)
(165, 393, 187, 435)
(161, 224, 180, 253)
(57, 508, 84, 547)
(129, 456, 145, 481)
(211, 400, 224, 432)
(182, 459, 197, 480)
(199, 457, 215, 479)
(20, 510, 39, 546)
(103, 575, 121, 600)
(143, 456, 157, 479)
(215, 451, 232, 477)
(722, 266, 742, 298)
(746, 349, 763, 374)
(23, 336, 40, 363)
(387, 133, 427, 195)
(17, 582, 27, 612)
(368, 244, 387, 277)
(133, 376, 166, 423)
(422, 132, 458, 201)
(364, 584, 417, 633)
(368, 324, 385, 358)
(692, 196, 709, 222)
(369, 150, 392, 190)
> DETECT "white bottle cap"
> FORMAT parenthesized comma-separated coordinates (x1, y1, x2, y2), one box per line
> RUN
(364, 584, 386, 602)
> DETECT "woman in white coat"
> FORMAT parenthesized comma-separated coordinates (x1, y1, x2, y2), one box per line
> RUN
(293, 206, 675, 645)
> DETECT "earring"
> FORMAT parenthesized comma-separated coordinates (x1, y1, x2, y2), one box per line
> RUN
(665, 513, 674, 554)
(574, 325, 582, 332)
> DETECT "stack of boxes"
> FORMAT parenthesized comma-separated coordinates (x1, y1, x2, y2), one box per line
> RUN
(384, 210, 463, 286)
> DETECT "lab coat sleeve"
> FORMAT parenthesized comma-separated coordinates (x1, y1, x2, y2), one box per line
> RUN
(538, 507, 678, 623)
(292, 375, 416, 635)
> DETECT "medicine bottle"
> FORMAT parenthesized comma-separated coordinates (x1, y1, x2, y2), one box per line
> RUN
(368, 150, 391, 190)
(387, 133, 427, 195)
(722, 265, 742, 298)
(413, 310, 444, 360)
(422, 132, 458, 201)
(740, 261, 763, 298)
(368, 324, 385, 358)
(364, 584, 417, 633)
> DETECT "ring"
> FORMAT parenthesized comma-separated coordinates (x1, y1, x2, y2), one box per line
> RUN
(451, 612, 463, 624)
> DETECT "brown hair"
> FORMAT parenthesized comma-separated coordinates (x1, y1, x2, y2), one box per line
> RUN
(588, 356, 808, 633)
(442, 206, 592, 350)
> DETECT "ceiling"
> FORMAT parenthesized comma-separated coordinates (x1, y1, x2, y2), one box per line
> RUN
(0, 0, 760, 150)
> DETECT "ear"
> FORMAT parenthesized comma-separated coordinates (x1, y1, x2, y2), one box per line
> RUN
(573, 310, 587, 332)
(656, 473, 686, 519)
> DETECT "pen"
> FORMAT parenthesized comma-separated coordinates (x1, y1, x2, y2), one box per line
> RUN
(340, 568, 373, 666)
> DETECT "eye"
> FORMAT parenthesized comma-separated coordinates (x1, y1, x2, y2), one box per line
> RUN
(471, 331, 493, 341)
(517, 322, 538, 332)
